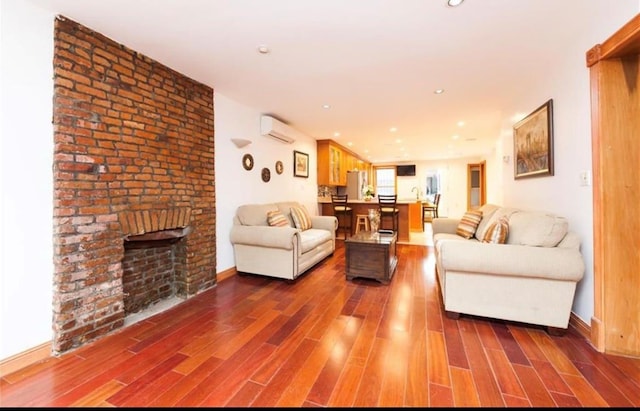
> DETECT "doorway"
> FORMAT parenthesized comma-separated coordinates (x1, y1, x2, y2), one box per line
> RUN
(467, 162, 486, 211)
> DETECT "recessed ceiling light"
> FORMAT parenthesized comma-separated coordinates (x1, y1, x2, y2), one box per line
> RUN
(434, 89, 444, 94)
(333, 132, 340, 137)
(457, 121, 465, 127)
(257, 45, 270, 54)
(390, 127, 397, 132)
(322, 104, 331, 109)
(447, 0, 464, 7)
(452, 135, 459, 140)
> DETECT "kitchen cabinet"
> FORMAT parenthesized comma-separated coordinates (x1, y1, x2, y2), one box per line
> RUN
(317, 139, 370, 186)
(408, 201, 423, 231)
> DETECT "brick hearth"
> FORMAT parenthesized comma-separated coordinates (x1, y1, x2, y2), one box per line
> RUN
(52, 16, 216, 354)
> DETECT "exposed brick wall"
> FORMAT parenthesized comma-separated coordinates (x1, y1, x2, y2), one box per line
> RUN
(52, 16, 216, 354)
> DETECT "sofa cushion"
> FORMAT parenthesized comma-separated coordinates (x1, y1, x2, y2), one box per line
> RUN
(291, 205, 312, 231)
(237, 203, 278, 226)
(267, 210, 290, 227)
(482, 216, 509, 244)
(456, 210, 483, 239)
(476, 207, 520, 240)
(474, 203, 500, 240)
(299, 228, 332, 253)
(507, 211, 568, 247)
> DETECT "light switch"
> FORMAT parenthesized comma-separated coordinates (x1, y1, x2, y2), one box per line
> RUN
(580, 171, 591, 186)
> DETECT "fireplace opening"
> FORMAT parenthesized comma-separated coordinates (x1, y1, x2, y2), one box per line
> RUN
(122, 227, 192, 323)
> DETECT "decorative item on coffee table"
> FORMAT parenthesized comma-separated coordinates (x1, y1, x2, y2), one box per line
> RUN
(368, 208, 380, 232)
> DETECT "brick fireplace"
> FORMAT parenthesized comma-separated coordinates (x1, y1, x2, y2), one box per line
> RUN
(52, 16, 216, 354)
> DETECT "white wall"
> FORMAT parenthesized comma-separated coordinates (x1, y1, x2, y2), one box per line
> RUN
(0, 0, 54, 359)
(214, 93, 319, 273)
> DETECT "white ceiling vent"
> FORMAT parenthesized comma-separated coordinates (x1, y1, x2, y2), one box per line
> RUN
(260, 115, 296, 144)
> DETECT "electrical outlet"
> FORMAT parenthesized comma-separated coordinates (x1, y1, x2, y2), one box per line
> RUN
(580, 171, 591, 186)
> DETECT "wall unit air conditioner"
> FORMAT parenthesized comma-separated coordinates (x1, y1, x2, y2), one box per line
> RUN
(260, 115, 296, 144)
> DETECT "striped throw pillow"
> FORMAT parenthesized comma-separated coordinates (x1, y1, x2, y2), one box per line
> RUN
(456, 210, 483, 239)
(290, 206, 312, 231)
(267, 210, 289, 227)
(482, 216, 509, 244)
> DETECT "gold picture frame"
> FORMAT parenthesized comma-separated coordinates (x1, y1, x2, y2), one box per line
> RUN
(513, 99, 554, 179)
(293, 150, 309, 178)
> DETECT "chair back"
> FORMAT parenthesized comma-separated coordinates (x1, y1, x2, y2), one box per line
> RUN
(331, 194, 350, 212)
(377, 194, 398, 212)
(433, 193, 441, 207)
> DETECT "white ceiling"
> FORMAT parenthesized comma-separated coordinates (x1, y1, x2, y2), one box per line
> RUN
(26, 0, 633, 163)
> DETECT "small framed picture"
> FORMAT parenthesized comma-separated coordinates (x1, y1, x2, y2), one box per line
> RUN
(293, 150, 309, 178)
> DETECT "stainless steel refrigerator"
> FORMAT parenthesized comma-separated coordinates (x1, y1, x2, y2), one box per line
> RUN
(345, 170, 368, 200)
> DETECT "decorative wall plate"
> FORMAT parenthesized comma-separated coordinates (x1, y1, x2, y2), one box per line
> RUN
(261, 167, 271, 182)
(275, 160, 284, 174)
(242, 154, 254, 170)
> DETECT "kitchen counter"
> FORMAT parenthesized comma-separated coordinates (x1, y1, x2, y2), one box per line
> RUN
(317, 196, 424, 204)
(318, 197, 426, 243)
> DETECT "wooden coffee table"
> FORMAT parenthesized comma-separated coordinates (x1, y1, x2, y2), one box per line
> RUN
(345, 230, 398, 284)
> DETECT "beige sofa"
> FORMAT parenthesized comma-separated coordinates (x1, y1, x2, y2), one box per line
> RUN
(431, 204, 585, 334)
(230, 201, 338, 281)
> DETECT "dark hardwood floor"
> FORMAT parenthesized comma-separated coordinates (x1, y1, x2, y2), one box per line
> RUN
(1, 240, 639, 407)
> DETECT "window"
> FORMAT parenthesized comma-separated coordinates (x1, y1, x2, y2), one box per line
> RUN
(375, 167, 396, 196)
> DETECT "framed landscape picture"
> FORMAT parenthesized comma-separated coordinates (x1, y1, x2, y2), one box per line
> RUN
(293, 150, 309, 178)
(513, 99, 554, 179)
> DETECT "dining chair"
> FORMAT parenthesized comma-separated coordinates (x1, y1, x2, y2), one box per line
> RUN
(377, 194, 399, 233)
(331, 194, 353, 239)
(422, 193, 441, 230)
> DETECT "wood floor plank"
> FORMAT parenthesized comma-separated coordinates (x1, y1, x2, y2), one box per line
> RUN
(378, 330, 409, 406)
(508, 326, 550, 362)
(147, 356, 224, 407)
(276, 315, 353, 406)
(561, 372, 608, 407)
(492, 322, 530, 365)
(250, 338, 317, 407)
(326, 357, 366, 407)
(429, 382, 454, 407)
(450, 366, 481, 406)
(443, 316, 470, 369)
(529, 358, 575, 397)
(106, 353, 188, 407)
(304, 316, 363, 406)
(70, 379, 125, 407)
(512, 363, 557, 407)
(2, 240, 639, 408)
(485, 348, 527, 398)
(199, 342, 277, 407)
(427, 329, 451, 387)
(459, 320, 505, 407)
(527, 329, 581, 376)
(352, 336, 388, 407)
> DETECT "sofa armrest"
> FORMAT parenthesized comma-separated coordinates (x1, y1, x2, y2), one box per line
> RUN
(432, 218, 460, 235)
(230, 225, 300, 250)
(439, 240, 585, 282)
(310, 215, 338, 232)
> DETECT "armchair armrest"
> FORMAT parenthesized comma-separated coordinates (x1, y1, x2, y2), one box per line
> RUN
(439, 240, 585, 281)
(432, 217, 460, 235)
(310, 215, 338, 232)
(230, 225, 300, 250)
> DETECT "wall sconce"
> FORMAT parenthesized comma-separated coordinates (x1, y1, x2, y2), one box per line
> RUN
(502, 155, 510, 164)
(231, 138, 252, 148)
